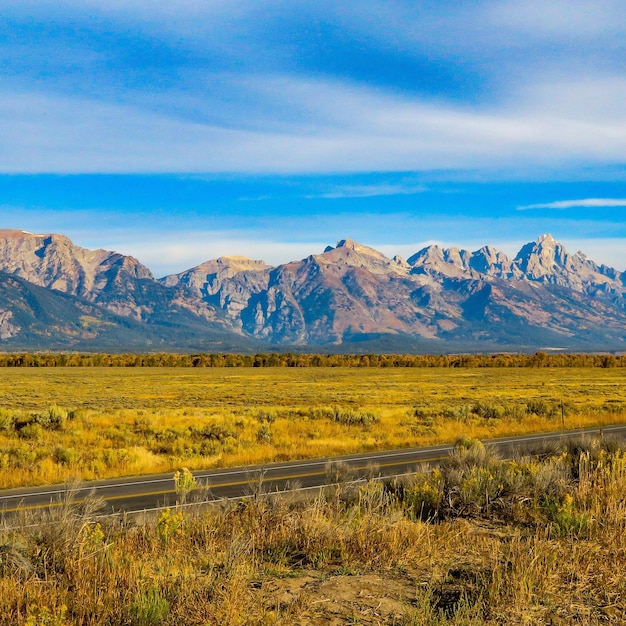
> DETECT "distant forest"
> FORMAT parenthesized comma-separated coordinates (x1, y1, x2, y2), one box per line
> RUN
(0, 352, 623, 368)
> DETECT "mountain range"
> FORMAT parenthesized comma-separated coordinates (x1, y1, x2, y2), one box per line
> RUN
(0, 229, 624, 353)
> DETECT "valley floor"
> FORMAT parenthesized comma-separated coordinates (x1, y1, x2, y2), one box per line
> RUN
(0, 366, 624, 489)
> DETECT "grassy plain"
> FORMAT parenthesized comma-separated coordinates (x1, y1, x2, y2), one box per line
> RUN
(0, 367, 624, 489)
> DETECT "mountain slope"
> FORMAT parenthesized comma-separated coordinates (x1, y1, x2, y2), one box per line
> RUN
(161, 234, 626, 350)
(0, 270, 260, 351)
(0, 229, 624, 352)
(0, 230, 235, 328)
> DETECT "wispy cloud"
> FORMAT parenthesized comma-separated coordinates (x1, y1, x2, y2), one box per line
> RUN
(518, 198, 626, 210)
(309, 183, 427, 199)
(3, 74, 626, 175)
(2, 1, 626, 177)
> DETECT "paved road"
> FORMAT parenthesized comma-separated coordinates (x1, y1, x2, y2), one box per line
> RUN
(1, 424, 625, 518)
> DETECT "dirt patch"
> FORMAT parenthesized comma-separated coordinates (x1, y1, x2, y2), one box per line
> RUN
(263, 571, 419, 625)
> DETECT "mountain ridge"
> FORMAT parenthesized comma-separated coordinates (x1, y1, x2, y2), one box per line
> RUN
(0, 229, 624, 352)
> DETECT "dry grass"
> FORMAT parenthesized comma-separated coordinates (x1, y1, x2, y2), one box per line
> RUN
(1, 436, 625, 624)
(0, 367, 624, 488)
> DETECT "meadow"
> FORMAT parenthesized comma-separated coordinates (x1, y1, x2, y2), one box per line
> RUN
(0, 366, 624, 489)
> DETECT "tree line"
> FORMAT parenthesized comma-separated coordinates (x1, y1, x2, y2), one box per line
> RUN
(0, 351, 623, 368)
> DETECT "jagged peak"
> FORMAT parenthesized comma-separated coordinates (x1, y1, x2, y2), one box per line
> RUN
(317, 237, 405, 275)
(471, 245, 511, 263)
(475, 244, 500, 255)
(407, 244, 472, 267)
(536, 233, 557, 246)
(406, 244, 445, 265)
(335, 238, 355, 248)
(331, 238, 388, 259)
(335, 237, 367, 252)
(516, 233, 566, 258)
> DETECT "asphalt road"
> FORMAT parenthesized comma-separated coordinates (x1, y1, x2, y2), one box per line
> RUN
(2, 424, 625, 518)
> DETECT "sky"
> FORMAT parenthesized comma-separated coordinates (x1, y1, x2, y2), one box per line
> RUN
(1, 0, 626, 276)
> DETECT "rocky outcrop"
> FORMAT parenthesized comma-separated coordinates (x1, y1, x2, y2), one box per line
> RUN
(0, 230, 155, 319)
(513, 234, 622, 298)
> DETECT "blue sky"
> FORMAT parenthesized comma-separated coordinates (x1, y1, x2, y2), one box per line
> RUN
(1, 1, 626, 276)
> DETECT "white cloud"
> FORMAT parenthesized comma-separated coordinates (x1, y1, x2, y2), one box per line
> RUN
(3, 68, 626, 177)
(518, 198, 626, 210)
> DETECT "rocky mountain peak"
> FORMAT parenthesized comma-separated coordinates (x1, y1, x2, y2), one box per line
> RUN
(512, 234, 620, 292)
(537, 233, 555, 245)
(407, 244, 473, 278)
(514, 234, 566, 277)
(468, 246, 517, 277)
(407, 244, 444, 266)
(321, 238, 405, 275)
(161, 255, 269, 287)
(392, 255, 409, 269)
(334, 238, 381, 255)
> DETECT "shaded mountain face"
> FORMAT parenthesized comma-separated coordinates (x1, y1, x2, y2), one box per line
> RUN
(0, 230, 153, 317)
(0, 229, 233, 323)
(0, 229, 625, 352)
(0, 230, 253, 351)
(0, 271, 250, 351)
(0, 270, 138, 348)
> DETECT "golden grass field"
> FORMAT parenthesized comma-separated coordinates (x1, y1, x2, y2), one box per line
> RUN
(0, 366, 624, 489)
(2, 436, 626, 624)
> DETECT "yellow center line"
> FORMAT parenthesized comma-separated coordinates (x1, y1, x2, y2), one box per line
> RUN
(1, 454, 445, 514)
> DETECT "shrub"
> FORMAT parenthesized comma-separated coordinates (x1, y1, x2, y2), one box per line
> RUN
(330, 406, 379, 427)
(403, 472, 443, 521)
(526, 399, 557, 418)
(173, 467, 197, 504)
(18, 423, 43, 440)
(193, 420, 238, 441)
(53, 446, 76, 466)
(256, 423, 273, 443)
(542, 493, 589, 536)
(130, 587, 170, 626)
(470, 401, 501, 420)
(156, 508, 184, 544)
(0, 409, 16, 431)
(46, 404, 68, 430)
(305, 406, 379, 426)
